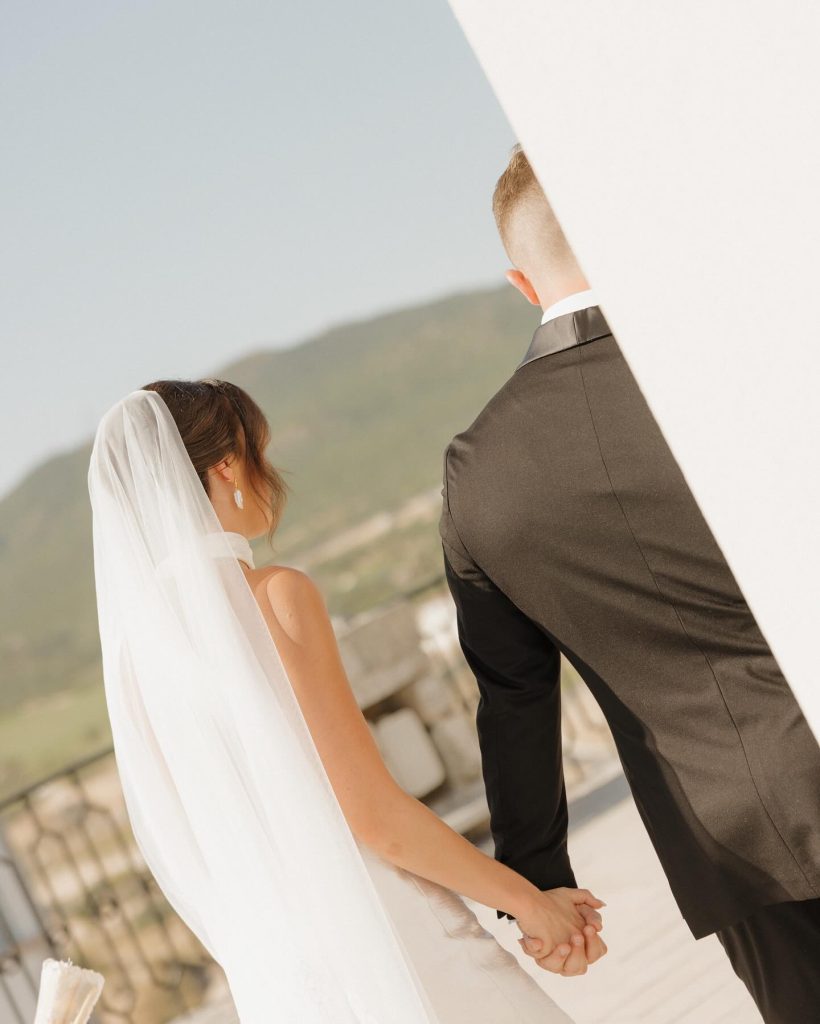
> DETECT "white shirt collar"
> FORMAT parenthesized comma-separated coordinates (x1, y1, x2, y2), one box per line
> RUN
(540, 288, 597, 326)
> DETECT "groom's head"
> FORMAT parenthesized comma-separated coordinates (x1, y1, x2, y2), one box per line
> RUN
(493, 144, 589, 310)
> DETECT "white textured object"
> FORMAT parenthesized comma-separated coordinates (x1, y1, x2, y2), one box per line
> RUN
(33, 958, 104, 1024)
(446, 0, 820, 745)
(402, 674, 461, 724)
(338, 603, 432, 708)
(430, 713, 483, 787)
(374, 707, 447, 796)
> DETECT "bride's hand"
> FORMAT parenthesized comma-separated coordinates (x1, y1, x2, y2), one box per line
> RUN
(514, 887, 608, 976)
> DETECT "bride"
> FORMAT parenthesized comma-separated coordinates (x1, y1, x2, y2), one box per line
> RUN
(87, 378, 606, 1023)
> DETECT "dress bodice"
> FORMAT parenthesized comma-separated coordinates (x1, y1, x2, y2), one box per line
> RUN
(218, 530, 255, 569)
(157, 530, 255, 577)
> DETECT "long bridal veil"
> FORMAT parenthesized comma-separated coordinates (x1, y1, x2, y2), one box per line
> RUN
(87, 388, 443, 1023)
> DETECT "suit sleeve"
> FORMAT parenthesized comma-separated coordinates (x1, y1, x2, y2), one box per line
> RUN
(439, 448, 576, 921)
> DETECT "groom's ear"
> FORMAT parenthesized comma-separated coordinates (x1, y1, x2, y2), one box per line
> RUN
(505, 269, 540, 306)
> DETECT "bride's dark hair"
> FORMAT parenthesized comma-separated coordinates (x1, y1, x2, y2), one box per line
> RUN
(141, 378, 290, 547)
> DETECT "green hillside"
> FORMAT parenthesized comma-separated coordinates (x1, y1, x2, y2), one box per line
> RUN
(0, 284, 538, 795)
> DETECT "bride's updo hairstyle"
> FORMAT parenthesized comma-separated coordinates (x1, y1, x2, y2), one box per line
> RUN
(141, 378, 290, 546)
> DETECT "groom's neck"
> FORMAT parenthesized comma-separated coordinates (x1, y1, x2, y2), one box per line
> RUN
(534, 273, 591, 312)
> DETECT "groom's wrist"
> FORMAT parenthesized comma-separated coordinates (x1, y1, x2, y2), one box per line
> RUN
(496, 858, 578, 921)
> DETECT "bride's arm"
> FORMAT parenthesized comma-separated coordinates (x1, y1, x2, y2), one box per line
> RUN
(255, 566, 597, 932)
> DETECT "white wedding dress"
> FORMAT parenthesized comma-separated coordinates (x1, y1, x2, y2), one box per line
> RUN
(355, 838, 574, 1023)
(30, 855, 572, 1024)
(29, 866, 571, 1024)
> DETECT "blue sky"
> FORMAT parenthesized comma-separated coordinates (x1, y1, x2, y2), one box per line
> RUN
(1, 0, 515, 497)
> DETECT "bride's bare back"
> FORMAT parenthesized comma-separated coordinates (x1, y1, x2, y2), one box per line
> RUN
(244, 561, 400, 844)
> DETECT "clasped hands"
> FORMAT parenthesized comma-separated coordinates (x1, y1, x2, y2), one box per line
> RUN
(514, 886, 608, 977)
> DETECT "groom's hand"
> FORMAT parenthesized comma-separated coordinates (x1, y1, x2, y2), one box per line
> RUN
(519, 926, 608, 976)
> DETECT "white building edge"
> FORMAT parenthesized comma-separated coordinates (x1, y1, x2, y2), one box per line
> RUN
(447, 0, 820, 744)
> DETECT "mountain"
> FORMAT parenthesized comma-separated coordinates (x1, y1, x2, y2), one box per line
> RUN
(0, 283, 537, 733)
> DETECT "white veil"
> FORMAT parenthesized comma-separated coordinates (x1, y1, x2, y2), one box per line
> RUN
(87, 388, 442, 1023)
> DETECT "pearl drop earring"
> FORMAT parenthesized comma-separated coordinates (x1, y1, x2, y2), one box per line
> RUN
(232, 473, 244, 510)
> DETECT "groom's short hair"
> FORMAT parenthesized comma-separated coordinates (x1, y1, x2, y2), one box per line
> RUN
(492, 144, 575, 270)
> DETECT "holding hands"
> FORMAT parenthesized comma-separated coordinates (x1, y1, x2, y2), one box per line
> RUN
(514, 887, 608, 977)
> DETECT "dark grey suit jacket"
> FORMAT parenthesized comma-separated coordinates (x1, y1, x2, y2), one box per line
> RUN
(439, 304, 820, 938)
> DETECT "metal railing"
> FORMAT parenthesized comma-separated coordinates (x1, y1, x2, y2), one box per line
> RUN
(0, 749, 216, 1024)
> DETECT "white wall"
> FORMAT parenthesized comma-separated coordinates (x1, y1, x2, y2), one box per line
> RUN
(448, 0, 820, 740)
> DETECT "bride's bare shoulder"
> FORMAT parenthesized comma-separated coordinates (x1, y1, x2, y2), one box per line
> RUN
(251, 565, 328, 636)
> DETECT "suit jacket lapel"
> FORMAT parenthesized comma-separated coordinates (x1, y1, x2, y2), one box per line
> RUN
(516, 305, 613, 370)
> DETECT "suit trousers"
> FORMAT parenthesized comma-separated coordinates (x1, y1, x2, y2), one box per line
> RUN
(714, 897, 820, 1023)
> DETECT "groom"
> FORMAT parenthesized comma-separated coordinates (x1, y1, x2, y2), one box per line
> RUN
(439, 144, 820, 1022)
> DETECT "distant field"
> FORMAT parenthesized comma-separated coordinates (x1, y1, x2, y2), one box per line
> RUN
(0, 283, 538, 800)
(0, 682, 111, 802)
